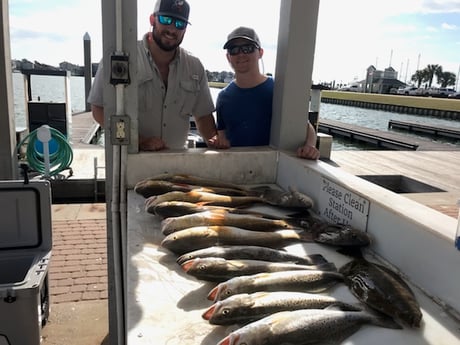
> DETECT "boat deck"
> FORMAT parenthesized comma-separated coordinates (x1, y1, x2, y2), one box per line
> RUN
(326, 150, 460, 214)
(71, 111, 102, 148)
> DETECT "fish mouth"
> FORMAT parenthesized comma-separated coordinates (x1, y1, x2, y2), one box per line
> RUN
(180, 260, 195, 273)
(176, 254, 191, 265)
(217, 334, 238, 345)
(202, 304, 217, 320)
(207, 286, 220, 301)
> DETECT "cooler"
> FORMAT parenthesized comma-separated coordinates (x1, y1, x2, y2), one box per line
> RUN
(0, 180, 52, 345)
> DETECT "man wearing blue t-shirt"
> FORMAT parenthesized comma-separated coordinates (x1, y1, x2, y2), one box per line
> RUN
(214, 26, 320, 160)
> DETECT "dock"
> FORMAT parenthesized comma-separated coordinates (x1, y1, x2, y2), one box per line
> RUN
(71, 111, 102, 147)
(388, 120, 460, 140)
(320, 90, 460, 119)
(318, 119, 460, 151)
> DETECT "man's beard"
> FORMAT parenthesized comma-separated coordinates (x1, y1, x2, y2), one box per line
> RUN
(152, 27, 183, 52)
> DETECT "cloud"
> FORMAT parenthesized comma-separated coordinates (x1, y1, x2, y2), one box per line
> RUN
(441, 22, 458, 30)
(10, 28, 67, 42)
(420, 0, 460, 13)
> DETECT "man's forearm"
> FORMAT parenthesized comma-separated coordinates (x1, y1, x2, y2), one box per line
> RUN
(91, 104, 105, 127)
(195, 114, 218, 141)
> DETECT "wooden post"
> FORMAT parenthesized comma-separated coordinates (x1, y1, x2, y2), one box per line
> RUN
(0, 0, 18, 179)
(84, 32, 92, 112)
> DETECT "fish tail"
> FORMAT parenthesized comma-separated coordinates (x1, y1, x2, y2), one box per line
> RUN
(298, 231, 315, 242)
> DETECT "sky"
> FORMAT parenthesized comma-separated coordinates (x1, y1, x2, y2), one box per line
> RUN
(7, 0, 460, 87)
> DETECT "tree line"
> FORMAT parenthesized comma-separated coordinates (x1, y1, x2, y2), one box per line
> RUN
(411, 64, 456, 88)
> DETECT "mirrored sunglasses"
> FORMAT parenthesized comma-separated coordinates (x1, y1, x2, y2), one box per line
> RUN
(157, 15, 187, 30)
(227, 44, 258, 56)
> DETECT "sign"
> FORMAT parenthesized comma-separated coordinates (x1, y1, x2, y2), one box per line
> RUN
(318, 177, 370, 231)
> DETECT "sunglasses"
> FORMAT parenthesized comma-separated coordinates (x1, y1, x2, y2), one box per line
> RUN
(157, 15, 187, 30)
(227, 44, 258, 56)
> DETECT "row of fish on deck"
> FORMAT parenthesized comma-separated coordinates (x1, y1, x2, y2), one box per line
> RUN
(134, 174, 423, 345)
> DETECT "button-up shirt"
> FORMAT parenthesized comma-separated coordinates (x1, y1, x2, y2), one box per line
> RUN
(88, 34, 215, 149)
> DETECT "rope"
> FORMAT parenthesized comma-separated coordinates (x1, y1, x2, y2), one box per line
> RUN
(17, 126, 73, 177)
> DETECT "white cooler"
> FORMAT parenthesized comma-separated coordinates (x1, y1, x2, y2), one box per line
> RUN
(0, 180, 52, 345)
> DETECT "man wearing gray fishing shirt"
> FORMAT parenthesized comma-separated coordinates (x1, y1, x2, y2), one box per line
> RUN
(88, 0, 218, 151)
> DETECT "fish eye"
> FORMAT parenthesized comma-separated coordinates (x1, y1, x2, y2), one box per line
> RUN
(222, 308, 230, 315)
(199, 264, 207, 271)
(225, 289, 233, 296)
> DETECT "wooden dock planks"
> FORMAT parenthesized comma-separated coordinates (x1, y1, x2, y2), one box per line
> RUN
(388, 120, 460, 140)
(318, 119, 460, 151)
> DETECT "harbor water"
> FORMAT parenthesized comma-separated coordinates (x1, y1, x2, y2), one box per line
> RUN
(12, 72, 460, 150)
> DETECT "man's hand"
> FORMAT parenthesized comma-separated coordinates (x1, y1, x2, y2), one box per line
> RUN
(296, 144, 320, 160)
(139, 137, 168, 151)
(208, 134, 230, 149)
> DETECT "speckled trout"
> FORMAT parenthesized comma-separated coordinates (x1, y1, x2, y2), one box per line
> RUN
(160, 209, 307, 235)
(203, 291, 362, 325)
(216, 308, 401, 345)
(145, 191, 266, 209)
(208, 270, 345, 302)
(180, 257, 337, 282)
(176, 245, 328, 266)
(160, 226, 313, 255)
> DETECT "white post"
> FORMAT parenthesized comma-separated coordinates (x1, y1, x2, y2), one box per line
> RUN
(37, 125, 52, 177)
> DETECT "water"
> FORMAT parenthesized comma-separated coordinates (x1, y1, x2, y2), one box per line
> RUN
(319, 102, 460, 150)
(12, 72, 87, 129)
(11, 73, 460, 150)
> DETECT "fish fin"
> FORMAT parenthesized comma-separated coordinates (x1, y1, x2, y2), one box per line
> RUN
(316, 262, 338, 272)
(324, 304, 345, 311)
(196, 201, 212, 207)
(369, 312, 404, 330)
(334, 302, 364, 312)
(304, 253, 329, 265)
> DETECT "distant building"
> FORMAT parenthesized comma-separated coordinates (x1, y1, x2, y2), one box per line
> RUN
(363, 65, 406, 94)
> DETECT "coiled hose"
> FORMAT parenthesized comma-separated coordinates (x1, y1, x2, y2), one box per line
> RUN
(17, 126, 73, 177)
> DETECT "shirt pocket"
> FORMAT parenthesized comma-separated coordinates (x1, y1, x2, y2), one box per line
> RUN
(178, 80, 200, 118)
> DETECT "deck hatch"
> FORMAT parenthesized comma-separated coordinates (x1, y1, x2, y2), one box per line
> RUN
(357, 174, 446, 194)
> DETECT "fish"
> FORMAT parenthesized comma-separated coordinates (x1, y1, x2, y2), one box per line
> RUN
(134, 179, 252, 198)
(216, 308, 401, 345)
(202, 291, 363, 325)
(145, 190, 266, 209)
(161, 223, 371, 256)
(148, 201, 234, 218)
(339, 257, 423, 328)
(207, 270, 345, 302)
(141, 173, 249, 191)
(311, 223, 372, 248)
(151, 200, 307, 219)
(176, 245, 329, 266)
(258, 186, 314, 209)
(180, 257, 337, 282)
(160, 209, 306, 235)
(160, 226, 313, 255)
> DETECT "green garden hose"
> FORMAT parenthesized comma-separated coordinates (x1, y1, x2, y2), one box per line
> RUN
(17, 126, 73, 177)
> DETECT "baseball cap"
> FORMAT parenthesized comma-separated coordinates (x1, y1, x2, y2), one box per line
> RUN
(223, 26, 261, 49)
(154, 0, 190, 23)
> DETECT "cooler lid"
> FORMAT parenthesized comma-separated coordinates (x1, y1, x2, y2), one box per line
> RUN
(0, 180, 52, 252)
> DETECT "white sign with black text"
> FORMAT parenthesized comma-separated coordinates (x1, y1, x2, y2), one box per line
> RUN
(318, 177, 370, 231)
